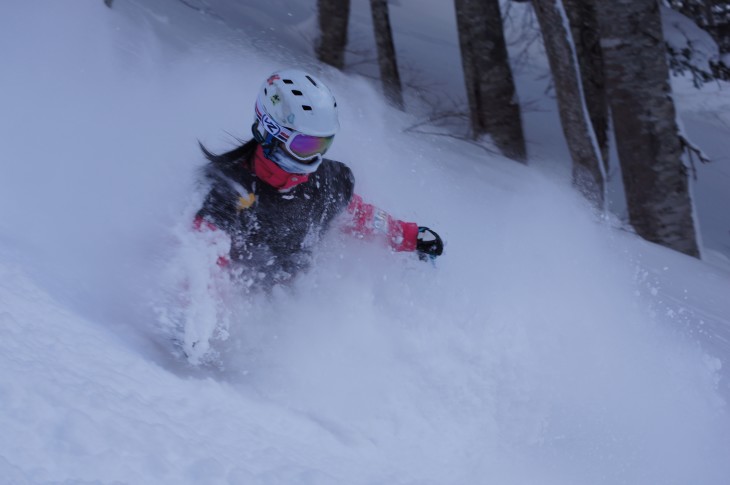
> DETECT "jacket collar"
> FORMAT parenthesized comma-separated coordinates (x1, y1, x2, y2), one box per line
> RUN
(252, 145, 309, 191)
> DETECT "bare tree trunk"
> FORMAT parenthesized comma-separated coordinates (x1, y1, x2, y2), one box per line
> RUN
(532, 0, 606, 206)
(563, 0, 609, 168)
(369, 0, 404, 109)
(316, 0, 351, 70)
(704, 0, 716, 28)
(454, 0, 527, 162)
(596, 0, 701, 257)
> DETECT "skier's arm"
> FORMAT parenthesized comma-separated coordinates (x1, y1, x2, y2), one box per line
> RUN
(195, 182, 238, 231)
(193, 185, 237, 267)
(344, 193, 419, 252)
(335, 165, 443, 259)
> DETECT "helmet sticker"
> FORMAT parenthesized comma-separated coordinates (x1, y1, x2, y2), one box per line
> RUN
(261, 113, 281, 136)
(270, 94, 281, 105)
(286, 113, 296, 124)
(267, 74, 280, 85)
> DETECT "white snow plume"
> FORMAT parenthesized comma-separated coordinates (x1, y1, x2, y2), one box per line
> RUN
(0, 1, 729, 484)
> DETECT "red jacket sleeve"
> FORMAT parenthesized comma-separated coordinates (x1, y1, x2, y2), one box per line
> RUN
(345, 194, 419, 252)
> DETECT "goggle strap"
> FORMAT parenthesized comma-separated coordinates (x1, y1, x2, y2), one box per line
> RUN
(252, 121, 265, 143)
(253, 121, 277, 147)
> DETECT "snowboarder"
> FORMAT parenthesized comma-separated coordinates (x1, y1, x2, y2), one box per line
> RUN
(194, 69, 443, 289)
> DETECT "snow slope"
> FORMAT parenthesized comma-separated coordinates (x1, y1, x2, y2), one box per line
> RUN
(1, 1, 729, 483)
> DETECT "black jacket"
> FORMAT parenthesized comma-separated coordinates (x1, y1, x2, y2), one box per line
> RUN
(197, 142, 355, 287)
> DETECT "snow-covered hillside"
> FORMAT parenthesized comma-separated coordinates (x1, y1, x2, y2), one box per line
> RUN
(1, 1, 729, 483)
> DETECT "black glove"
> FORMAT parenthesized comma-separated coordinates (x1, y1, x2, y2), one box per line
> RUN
(416, 227, 444, 261)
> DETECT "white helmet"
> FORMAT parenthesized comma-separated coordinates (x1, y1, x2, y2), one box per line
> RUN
(256, 69, 339, 136)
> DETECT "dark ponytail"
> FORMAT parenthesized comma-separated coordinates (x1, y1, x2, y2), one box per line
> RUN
(199, 138, 258, 172)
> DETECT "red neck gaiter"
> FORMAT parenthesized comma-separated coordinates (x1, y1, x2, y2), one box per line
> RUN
(252, 145, 309, 191)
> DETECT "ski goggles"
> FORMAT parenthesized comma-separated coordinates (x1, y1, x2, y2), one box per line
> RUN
(255, 100, 334, 162)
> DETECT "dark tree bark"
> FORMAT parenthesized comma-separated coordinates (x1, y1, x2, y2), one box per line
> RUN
(316, 0, 351, 70)
(563, 0, 609, 169)
(596, 0, 701, 257)
(454, 0, 527, 162)
(533, 0, 606, 206)
(370, 0, 404, 109)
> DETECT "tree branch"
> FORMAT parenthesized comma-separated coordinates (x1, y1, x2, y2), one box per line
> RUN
(680, 134, 712, 180)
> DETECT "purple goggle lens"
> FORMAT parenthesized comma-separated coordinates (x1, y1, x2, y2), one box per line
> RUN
(287, 133, 334, 161)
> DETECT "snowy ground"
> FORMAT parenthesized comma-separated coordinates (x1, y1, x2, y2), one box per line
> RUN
(1, 1, 729, 484)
